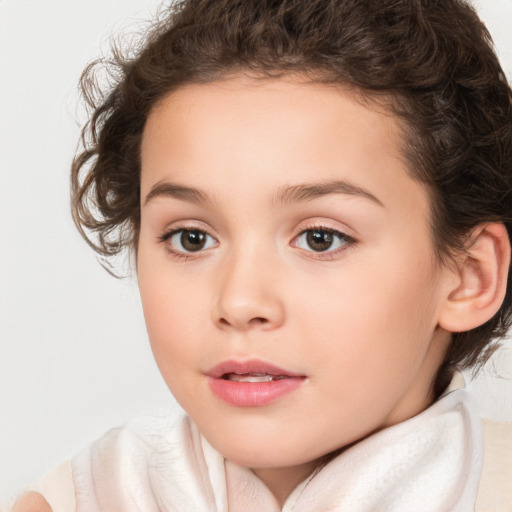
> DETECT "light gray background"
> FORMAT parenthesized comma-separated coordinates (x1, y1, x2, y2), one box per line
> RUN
(1, 0, 511, 503)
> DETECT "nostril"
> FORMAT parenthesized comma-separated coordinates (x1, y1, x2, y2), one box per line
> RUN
(249, 317, 268, 325)
(217, 316, 269, 328)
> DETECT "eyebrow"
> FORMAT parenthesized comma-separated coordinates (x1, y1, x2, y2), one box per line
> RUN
(144, 180, 211, 206)
(274, 179, 384, 208)
(143, 178, 384, 208)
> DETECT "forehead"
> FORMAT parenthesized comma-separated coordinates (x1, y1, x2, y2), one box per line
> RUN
(140, 75, 428, 218)
(143, 76, 403, 161)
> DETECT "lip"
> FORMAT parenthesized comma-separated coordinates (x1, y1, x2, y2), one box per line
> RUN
(206, 359, 306, 407)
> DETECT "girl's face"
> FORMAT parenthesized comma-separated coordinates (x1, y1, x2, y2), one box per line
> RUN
(138, 76, 454, 480)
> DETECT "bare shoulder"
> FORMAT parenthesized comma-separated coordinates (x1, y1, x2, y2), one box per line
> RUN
(12, 493, 53, 512)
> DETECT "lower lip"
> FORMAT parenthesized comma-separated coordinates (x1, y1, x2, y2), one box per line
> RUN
(208, 376, 305, 407)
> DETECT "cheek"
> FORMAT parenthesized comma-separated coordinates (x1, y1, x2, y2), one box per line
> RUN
(295, 247, 442, 371)
(138, 258, 204, 373)
(140, 289, 203, 408)
(142, 289, 197, 345)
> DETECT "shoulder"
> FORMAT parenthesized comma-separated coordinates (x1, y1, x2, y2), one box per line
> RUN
(8, 461, 75, 512)
(9, 408, 190, 512)
(476, 419, 512, 512)
(68, 407, 223, 510)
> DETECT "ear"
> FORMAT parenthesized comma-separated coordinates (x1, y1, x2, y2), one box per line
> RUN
(438, 223, 511, 332)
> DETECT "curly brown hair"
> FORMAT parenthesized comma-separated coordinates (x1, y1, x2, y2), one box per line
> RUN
(72, 0, 512, 397)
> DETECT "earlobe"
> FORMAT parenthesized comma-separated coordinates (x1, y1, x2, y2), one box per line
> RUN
(439, 223, 511, 333)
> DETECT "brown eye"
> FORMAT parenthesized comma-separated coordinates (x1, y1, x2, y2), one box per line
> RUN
(294, 228, 353, 254)
(306, 230, 334, 252)
(181, 230, 206, 251)
(166, 228, 217, 254)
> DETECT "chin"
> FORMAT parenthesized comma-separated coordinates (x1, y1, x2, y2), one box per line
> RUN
(203, 429, 330, 470)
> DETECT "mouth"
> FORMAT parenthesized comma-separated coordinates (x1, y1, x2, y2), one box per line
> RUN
(206, 359, 304, 379)
(206, 359, 306, 407)
(221, 372, 288, 382)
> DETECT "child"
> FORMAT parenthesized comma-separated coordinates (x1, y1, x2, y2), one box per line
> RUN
(11, 0, 512, 510)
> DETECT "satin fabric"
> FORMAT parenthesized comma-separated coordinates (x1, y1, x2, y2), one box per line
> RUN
(61, 375, 482, 512)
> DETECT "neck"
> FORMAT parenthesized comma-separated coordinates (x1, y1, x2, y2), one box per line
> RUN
(251, 459, 322, 507)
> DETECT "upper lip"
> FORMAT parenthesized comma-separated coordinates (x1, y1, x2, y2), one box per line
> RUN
(205, 359, 305, 379)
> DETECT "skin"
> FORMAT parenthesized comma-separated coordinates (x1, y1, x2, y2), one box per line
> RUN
(15, 76, 510, 510)
(137, 75, 458, 505)
(13, 493, 52, 512)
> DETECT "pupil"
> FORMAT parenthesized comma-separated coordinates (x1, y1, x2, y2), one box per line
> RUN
(307, 230, 333, 252)
(181, 230, 206, 251)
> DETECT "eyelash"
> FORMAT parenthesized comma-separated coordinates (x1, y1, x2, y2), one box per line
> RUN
(292, 224, 357, 259)
(158, 225, 217, 260)
(158, 224, 357, 260)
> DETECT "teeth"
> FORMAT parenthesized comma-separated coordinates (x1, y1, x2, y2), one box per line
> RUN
(224, 373, 286, 383)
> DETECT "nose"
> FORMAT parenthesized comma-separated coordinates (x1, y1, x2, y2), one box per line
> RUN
(212, 248, 285, 332)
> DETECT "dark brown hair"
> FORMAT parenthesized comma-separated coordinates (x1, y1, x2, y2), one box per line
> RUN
(72, 0, 512, 396)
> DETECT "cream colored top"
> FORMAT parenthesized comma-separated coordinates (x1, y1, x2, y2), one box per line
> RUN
(23, 419, 512, 512)
(26, 419, 512, 512)
(12, 377, 509, 512)
(476, 419, 512, 512)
